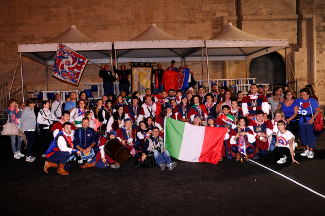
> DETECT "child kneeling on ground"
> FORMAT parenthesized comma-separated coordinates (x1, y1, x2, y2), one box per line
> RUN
(268, 120, 299, 164)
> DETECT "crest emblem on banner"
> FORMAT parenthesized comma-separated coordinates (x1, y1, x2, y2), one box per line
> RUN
(52, 43, 88, 85)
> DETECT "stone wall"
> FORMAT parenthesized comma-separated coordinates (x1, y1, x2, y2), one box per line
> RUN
(0, 0, 324, 106)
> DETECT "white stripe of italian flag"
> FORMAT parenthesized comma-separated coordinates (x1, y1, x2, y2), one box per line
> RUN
(164, 118, 227, 164)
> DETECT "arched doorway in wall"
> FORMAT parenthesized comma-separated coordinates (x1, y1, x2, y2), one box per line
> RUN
(249, 52, 286, 86)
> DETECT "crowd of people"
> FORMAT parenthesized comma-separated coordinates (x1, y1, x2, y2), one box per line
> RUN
(5, 61, 322, 175)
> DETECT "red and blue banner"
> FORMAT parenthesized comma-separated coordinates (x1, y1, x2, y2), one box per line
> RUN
(52, 43, 88, 85)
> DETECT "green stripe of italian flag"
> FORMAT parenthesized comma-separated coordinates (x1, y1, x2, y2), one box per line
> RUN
(164, 118, 227, 164)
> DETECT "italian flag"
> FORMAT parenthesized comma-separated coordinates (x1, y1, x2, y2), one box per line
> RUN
(164, 118, 227, 164)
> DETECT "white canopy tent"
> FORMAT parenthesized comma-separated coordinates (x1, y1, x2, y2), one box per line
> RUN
(114, 23, 205, 64)
(185, 22, 289, 89)
(17, 25, 113, 99)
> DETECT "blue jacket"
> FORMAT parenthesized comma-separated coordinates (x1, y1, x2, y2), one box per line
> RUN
(74, 127, 97, 149)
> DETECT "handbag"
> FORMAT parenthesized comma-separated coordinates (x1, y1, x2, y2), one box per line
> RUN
(1, 118, 18, 136)
(314, 112, 324, 131)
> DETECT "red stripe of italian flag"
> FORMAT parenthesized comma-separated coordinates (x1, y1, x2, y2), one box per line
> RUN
(164, 118, 227, 164)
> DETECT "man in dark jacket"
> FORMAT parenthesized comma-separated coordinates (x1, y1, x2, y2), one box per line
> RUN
(99, 65, 116, 96)
(113, 60, 131, 95)
(74, 118, 98, 164)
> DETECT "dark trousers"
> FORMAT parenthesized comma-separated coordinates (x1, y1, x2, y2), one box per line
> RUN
(103, 82, 114, 96)
(119, 83, 129, 95)
(286, 120, 298, 138)
(268, 147, 290, 162)
(25, 131, 35, 157)
(41, 128, 52, 154)
(48, 151, 70, 169)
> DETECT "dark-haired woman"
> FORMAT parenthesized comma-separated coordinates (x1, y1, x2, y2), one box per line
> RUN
(229, 116, 256, 161)
(277, 90, 298, 138)
(106, 105, 130, 132)
(296, 88, 320, 159)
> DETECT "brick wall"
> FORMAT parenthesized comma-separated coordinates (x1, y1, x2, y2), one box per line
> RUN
(0, 0, 324, 106)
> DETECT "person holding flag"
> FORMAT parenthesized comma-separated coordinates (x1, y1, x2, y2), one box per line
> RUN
(230, 116, 256, 161)
(248, 110, 273, 159)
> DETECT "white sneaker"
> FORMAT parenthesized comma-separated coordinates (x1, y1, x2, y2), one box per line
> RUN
(17, 151, 25, 157)
(42, 154, 46, 158)
(26, 156, 35, 162)
(29, 156, 36, 160)
(277, 155, 287, 164)
(300, 150, 309, 157)
(14, 153, 20, 159)
(307, 151, 314, 159)
(78, 159, 83, 165)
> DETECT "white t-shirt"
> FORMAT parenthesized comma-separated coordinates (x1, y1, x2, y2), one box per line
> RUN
(276, 130, 294, 149)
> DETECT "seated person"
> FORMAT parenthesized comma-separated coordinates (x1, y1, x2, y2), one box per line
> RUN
(207, 115, 215, 127)
(176, 89, 183, 104)
(175, 95, 190, 122)
(268, 120, 299, 164)
(116, 118, 136, 156)
(134, 121, 151, 149)
(270, 110, 286, 152)
(85, 111, 101, 133)
(188, 95, 208, 123)
(230, 99, 243, 122)
(83, 130, 121, 169)
(155, 103, 176, 128)
(229, 116, 256, 161)
(44, 122, 81, 175)
(106, 105, 130, 132)
(204, 93, 218, 117)
(146, 116, 163, 131)
(141, 127, 177, 170)
(137, 95, 157, 124)
(70, 99, 89, 129)
(74, 118, 98, 164)
(215, 105, 236, 129)
(192, 115, 203, 126)
(248, 110, 273, 158)
(91, 99, 107, 135)
(51, 110, 77, 138)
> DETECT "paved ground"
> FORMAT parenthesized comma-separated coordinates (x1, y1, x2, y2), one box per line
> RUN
(1, 132, 325, 216)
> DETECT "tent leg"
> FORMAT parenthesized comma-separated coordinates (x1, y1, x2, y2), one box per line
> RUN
(246, 57, 248, 78)
(205, 45, 210, 92)
(201, 47, 204, 85)
(285, 47, 287, 83)
(46, 60, 48, 91)
(20, 53, 24, 102)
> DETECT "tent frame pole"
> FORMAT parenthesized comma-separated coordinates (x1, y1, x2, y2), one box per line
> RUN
(246, 56, 248, 78)
(46, 60, 48, 91)
(205, 44, 210, 92)
(285, 47, 288, 83)
(20, 53, 24, 102)
(201, 47, 204, 84)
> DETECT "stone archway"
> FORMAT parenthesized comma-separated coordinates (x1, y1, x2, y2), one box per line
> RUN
(249, 52, 286, 85)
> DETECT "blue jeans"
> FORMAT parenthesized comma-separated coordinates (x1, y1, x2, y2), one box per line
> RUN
(300, 123, 316, 148)
(153, 149, 172, 166)
(103, 82, 114, 96)
(269, 135, 276, 152)
(10, 135, 22, 154)
(119, 83, 130, 95)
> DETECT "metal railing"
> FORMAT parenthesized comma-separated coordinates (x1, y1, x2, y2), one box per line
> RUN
(9, 86, 27, 104)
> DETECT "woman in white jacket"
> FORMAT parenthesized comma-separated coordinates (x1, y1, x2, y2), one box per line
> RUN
(70, 99, 90, 129)
(37, 101, 54, 158)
